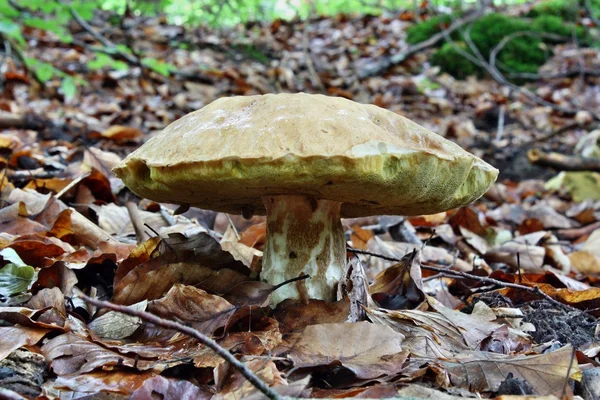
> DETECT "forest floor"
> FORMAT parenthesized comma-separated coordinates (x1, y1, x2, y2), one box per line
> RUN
(1, 3, 600, 399)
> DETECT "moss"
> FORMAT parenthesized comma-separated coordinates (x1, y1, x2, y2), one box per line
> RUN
(528, 0, 580, 21)
(406, 14, 453, 45)
(421, 13, 587, 79)
(431, 42, 481, 79)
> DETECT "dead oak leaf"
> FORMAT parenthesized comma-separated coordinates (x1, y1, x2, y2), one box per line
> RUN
(287, 321, 408, 380)
(441, 345, 579, 396)
(41, 332, 173, 375)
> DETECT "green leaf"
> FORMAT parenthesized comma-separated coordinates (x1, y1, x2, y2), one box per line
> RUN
(61, 76, 76, 100)
(0, 249, 36, 296)
(87, 53, 112, 70)
(142, 57, 175, 77)
(0, 248, 27, 267)
(35, 62, 54, 82)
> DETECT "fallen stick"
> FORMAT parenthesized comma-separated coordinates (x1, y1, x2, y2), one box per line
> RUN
(556, 220, 600, 241)
(358, 9, 484, 78)
(79, 294, 282, 400)
(527, 149, 600, 172)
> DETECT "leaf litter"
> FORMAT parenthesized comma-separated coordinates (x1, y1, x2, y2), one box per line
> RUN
(1, 2, 600, 399)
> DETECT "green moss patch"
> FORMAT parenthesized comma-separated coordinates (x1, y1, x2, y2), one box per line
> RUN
(408, 12, 588, 79)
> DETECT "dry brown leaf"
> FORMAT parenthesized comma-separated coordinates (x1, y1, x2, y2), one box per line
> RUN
(131, 375, 211, 400)
(220, 311, 282, 355)
(221, 225, 263, 268)
(288, 321, 408, 380)
(215, 358, 286, 400)
(0, 325, 51, 361)
(485, 231, 547, 271)
(41, 333, 173, 375)
(42, 371, 155, 398)
(100, 125, 142, 141)
(441, 345, 578, 396)
(449, 207, 488, 236)
(273, 299, 350, 333)
(136, 284, 235, 343)
(239, 222, 267, 250)
(9, 234, 73, 267)
(113, 260, 248, 305)
(367, 298, 502, 358)
(25, 287, 65, 314)
(114, 236, 161, 285)
(369, 249, 425, 310)
(570, 250, 600, 274)
(0, 306, 66, 330)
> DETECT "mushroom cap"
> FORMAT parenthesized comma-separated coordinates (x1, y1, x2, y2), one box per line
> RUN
(114, 93, 498, 217)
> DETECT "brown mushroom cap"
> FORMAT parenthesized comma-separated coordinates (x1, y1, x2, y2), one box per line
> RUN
(114, 93, 498, 217)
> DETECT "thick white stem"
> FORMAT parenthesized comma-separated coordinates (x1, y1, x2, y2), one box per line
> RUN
(261, 195, 346, 305)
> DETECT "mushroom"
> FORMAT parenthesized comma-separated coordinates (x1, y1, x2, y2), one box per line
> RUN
(114, 93, 498, 305)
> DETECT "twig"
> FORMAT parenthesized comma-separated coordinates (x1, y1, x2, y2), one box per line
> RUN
(561, 347, 577, 399)
(489, 31, 569, 71)
(125, 201, 149, 244)
(507, 68, 600, 80)
(78, 294, 282, 400)
(529, 122, 580, 144)
(584, 0, 600, 26)
(527, 149, 600, 172)
(556, 220, 600, 241)
(358, 8, 485, 78)
(349, 248, 581, 313)
(69, 7, 138, 66)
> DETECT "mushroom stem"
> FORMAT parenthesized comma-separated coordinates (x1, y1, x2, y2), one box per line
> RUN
(261, 195, 346, 305)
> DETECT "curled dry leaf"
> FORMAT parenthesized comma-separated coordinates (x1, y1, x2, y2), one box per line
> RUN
(114, 236, 161, 286)
(441, 345, 578, 396)
(287, 321, 408, 380)
(369, 249, 425, 310)
(136, 284, 235, 343)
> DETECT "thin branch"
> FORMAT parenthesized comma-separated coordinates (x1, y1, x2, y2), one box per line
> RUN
(584, 0, 600, 26)
(78, 294, 282, 400)
(358, 8, 485, 78)
(461, 27, 600, 120)
(527, 149, 600, 172)
(68, 6, 140, 66)
(349, 248, 583, 313)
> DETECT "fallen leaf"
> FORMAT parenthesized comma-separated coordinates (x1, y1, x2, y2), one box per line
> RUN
(136, 284, 235, 343)
(0, 325, 50, 361)
(288, 321, 408, 380)
(100, 125, 142, 141)
(42, 371, 155, 398)
(369, 249, 425, 310)
(131, 375, 212, 400)
(42, 332, 174, 375)
(441, 346, 578, 396)
(89, 301, 147, 340)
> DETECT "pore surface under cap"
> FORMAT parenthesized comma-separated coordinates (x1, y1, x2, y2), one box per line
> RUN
(114, 93, 498, 217)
